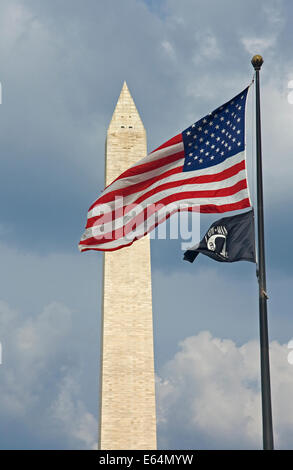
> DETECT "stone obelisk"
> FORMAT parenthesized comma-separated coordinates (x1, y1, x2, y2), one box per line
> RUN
(99, 82, 157, 450)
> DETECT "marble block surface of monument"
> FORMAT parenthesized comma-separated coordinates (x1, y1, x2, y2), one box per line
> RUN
(99, 82, 157, 450)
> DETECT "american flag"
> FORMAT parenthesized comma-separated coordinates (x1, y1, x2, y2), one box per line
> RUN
(79, 87, 251, 252)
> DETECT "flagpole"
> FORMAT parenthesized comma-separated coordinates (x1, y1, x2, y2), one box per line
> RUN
(251, 55, 274, 450)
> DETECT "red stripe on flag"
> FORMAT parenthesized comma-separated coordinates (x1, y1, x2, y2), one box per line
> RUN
(86, 160, 246, 229)
(79, 198, 251, 252)
(81, 180, 248, 245)
(88, 150, 185, 210)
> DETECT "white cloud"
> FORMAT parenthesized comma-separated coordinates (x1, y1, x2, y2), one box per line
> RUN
(161, 40, 176, 60)
(0, 299, 98, 449)
(156, 331, 293, 449)
(262, 1, 285, 29)
(193, 32, 222, 64)
(0, 2, 34, 55)
(258, 80, 293, 205)
(241, 36, 276, 54)
(15, 302, 72, 360)
(50, 374, 98, 449)
(240, 1, 284, 55)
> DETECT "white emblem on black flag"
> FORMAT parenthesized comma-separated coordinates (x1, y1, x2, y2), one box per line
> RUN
(184, 210, 256, 263)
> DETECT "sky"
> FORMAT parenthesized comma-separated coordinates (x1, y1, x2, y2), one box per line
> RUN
(0, 0, 293, 450)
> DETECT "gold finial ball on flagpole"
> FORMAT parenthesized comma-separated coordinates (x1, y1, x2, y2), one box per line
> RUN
(251, 54, 264, 71)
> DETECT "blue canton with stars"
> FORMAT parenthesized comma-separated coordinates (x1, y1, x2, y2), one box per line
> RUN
(182, 87, 249, 172)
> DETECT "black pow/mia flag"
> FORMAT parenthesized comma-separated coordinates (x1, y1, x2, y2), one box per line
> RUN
(184, 210, 256, 264)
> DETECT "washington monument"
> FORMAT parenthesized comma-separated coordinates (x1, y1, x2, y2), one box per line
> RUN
(98, 82, 157, 449)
